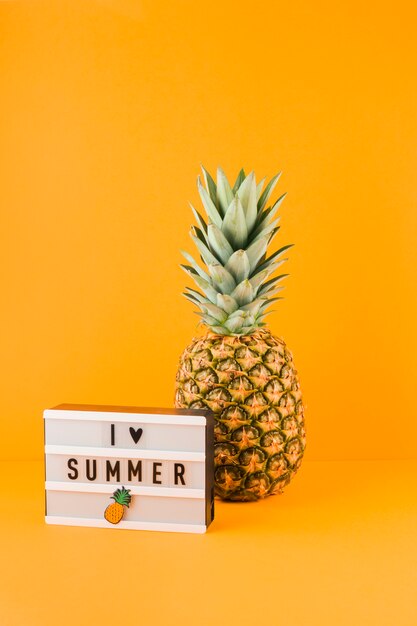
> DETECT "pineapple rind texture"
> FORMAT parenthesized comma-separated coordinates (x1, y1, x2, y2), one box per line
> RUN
(178, 167, 306, 500)
(175, 329, 306, 501)
(104, 502, 124, 524)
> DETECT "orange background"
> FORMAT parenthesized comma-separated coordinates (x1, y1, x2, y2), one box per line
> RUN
(1, 459, 416, 626)
(2, 0, 416, 463)
(1, 2, 417, 625)
(2, 0, 417, 463)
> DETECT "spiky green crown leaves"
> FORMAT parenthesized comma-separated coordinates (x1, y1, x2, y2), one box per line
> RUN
(111, 487, 131, 507)
(181, 166, 292, 336)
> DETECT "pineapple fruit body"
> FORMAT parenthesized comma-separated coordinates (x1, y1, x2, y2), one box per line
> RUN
(175, 329, 305, 501)
(104, 487, 131, 523)
(176, 166, 306, 501)
(104, 502, 125, 524)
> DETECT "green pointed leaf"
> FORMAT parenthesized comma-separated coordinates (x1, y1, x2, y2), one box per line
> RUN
(201, 314, 222, 327)
(180, 264, 198, 275)
(224, 314, 247, 333)
(189, 274, 219, 304)
(259, 298, 283, 313)
(245, 234, 269, 272)
(193, 226, 208, 246)
(180, 250, 210, 280)
(237, 172, 257, 232)
(207, 223, 234, 265)
(225, 249, 251, 283)
(223, 310, 255, 334)
(180, 264, 197, 278)
(251, 218, 280, 245)
(249, 269, 270, 292)
(260, 296, 282, 307)
(231, 279, 254, 306)
(227, 308, 246, 319)
(249, 258, 283, 287)
(232, 168, 246, 193)
(190, 203, 208, 235)
(236, 171, 254, 206)
(257, 274, 289, 295)
(254, 192, 287, 233)
(256, 177, 266, 200)
(241, 313, 256, 328)
(208, 263, 236, 294)
(181, 267, 215, 297)
(183, 292, 201, 306)
(267, 227, 281, 247)
(255, 259, 288, 285)
(210, 325, 230, 335)
(255, 244, 293, 274)
(201, 166, 218, 206)
(190, 232, 220, 266)
(216, 167, 234, 217)
(268, 192, 287, 219)
(256, 309, 279, 321)
(258, 172, 282, 211)
(216, 294, 239, 314)
(197, 177, 222, 228)
(201, 302, 228, 323)
(221, 196, 248, 249)
(241, 297, 268, 316)
(258, 286, 285, 299)
(184, 287, 208, 303)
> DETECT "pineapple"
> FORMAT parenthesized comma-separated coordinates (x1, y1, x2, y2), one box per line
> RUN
(104, 487, 131, 524)
(175, 167, 306, 501)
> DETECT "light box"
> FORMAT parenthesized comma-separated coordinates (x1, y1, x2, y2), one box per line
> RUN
(44, 404, 215, 534)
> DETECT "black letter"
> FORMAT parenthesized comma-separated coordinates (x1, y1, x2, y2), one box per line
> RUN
(106, 460, 120, 482)
(110, 423, 115, 446)
(128, 460, 142, 482)
(174, 463, 186, 486)
(67, 458, 78, 480)
(153, 462, 162, 484)
(86, 459, 97, 481)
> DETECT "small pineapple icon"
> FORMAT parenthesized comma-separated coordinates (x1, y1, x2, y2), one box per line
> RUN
(104, 487, 132, 524)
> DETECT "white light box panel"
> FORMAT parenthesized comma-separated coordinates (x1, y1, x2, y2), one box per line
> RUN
(44, 404, 215, 534)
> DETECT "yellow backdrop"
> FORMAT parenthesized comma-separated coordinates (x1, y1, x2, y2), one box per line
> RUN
(1, 0, 416, 462)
